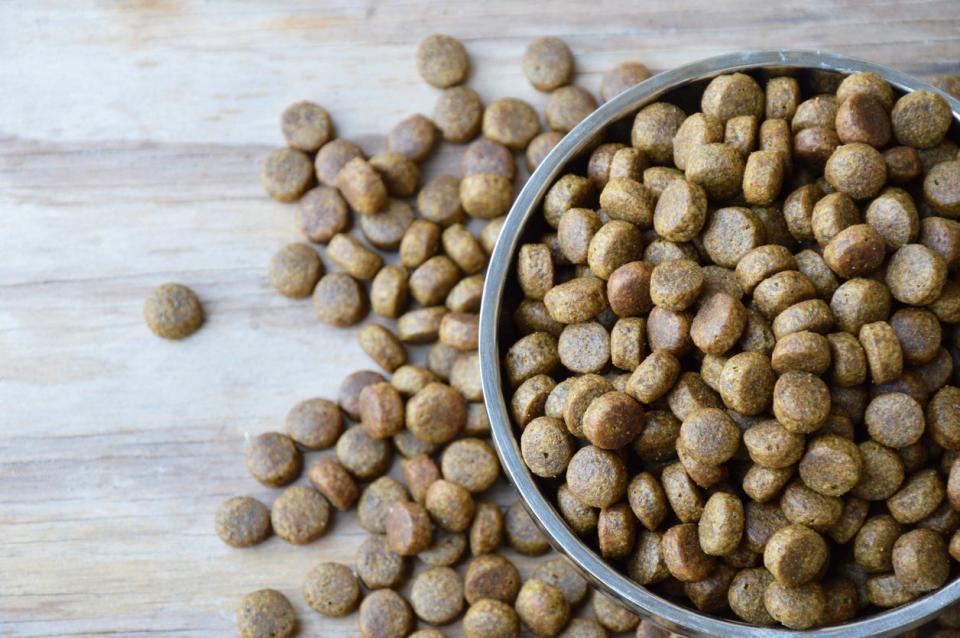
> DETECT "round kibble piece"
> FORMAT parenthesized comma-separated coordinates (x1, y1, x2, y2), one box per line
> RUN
(303, 562, 359, 617)
(505, 501, 550, 556)
(890, 308, 942, 366)
(359, 589, 413, 638)
(246, 432, 301, 487)
(823, 224, 886, 279)
(484, 98, 540, 150)
(632, 102, 687, 165)
(441, 438, 499, 493)
(460, 173, 513, 220)
(929, 386, 960, 450)
(216, 496, 271, 548)
(798, 434, 862, 496)
(601, 61, 651, 102)
(691, 293, 747, 356)
(728, 568, 776, 625)
(533, 557, 588, 605)
(566, 445, 628, 508)
(237, 589, 296, 638)
(297, 186, 349, 244)
(888, 469, 945, 524)
(680, 408, 740, 466)
(886, 243, 948, 306)
(763, 581, 826, 630)
(281, 101, 331, 152)
(853, 440, 905, 501)
(417, 34, 469, 88)
(924, 160, 960, 218)
(686, 144, 746, 201)
(462, 137, 515, 179)
(650, 259, 702, 311)
(313, 272, 367, 327)
(434, 87, 483, 143)
(261, 148, 313, 202)
(825, 143, 886, 200)
(545, 86, 597, 133)
(410, 566, 464, 625)
(356, 534, 406, 589)
(773, 371, 831, 433)
(719, 351, 775, 415)
(286, 398, 342, 449)
(358, 325, 407, 374)
(865, 392, 924, 448)
(703, 206, 764, 268)
(271, 485, 330, 544)
(859, 321, 903, 385)
(892, 90, 952, 148)
(527, 131, 565, 171)
(701, 73, 764, 121)
(144, 283, 204, 339)
(523, 37, 573, 91)
(592, 591, 639, 632)
(337, 426, 391, 480)
(388, 114, 437, 162)
(463, 599, 518, 638)
(763, 524, 828, 586)
(337, 157, 388, 215)
(699, 492, 744, 556)
(469, 501, 503, 556)
(516, 579, 570, 637)
(893, 528, 949, 593)
(406, 383, 467, 445)
(464, 554, 521, 604)
(426, 479, 475, 533)
(521, 416, 574, 478)
(662, 523, 716, 582)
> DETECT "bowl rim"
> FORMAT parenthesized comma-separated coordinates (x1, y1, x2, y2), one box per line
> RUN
(479, 49, 960, 638)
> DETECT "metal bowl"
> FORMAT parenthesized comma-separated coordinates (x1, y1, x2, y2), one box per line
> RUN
(480, 50, 960, 637)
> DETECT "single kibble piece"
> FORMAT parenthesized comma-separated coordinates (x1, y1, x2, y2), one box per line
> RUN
(327, 233, 383, 281)
(441, 437, 499, 493)
(719, 351, 775, 415)
(773, 371, 831, 433)
(370, 265, 408, 319)
(271, 485, 330, 544)
(483, 97, 540, 150)
(261, 148, 314, 202)
(701, 73, 764, 121)
(679, 408, 740, 466)
(599, 177, 655, 227)
(388, 114, 437, 162)
(385, 501, 433, 556)
(307, 457, 359, 511)
(337, 426, 392, 480)
(859, 321, 903, 384)
(533, 556, 589, 605)
(337, 157, 388, 215)
(313, 272, 367, 327)
(674, 112, 724, 170)
(515, 579, 571, 637)
(356, 534, 406, 589)
(653, 179, 708, 242)
(358, 325, 407, 374)
(763, 581, 826, 630)
(526, 131, 565, 171)
(298, 186, 349, 244)
(246, 432, 301, 486)
(545, 86, 597, 133)
(823, 223, 886, 279)
(434, 86, 483, 143)
(798, 434, 862, 496)
(469, 502, 504, 556)
(885, 243, 948, 306)
(691, 292, 747, 355)
(361, 199, 415, 249)
(269, 243, 322, 298)
(662, 523, 716, 582)
(698, 492, 744, 556)
(523, 36, 574, 91)
(864, 187, 919, 251)
(303, 562, 360, 617)
(464, 554, 521, 604)
(281, 101, 332, 152)
(566, 445, 628, 508)
(417, 34, 469, 88)
(825, 143, 886, 200)
(685, 143, 746, 201)
(460, 173, 513, 219)
(505, 501, 550, 555)
(144, 283, 204, 339)
(426, 479, 475, 532)
(892, 528, 949, 593)
(463, 599, 519, 638)
(924, 160, 960, 218)
(743, 150, 785, 205)
(764, 524, 828, 587)
(601, 61, 651, 102)
(521, 416, 573, 478)
(865, 392, 924, 448)
(406, 382, 467, 445)
(237, 589, 296, 638)
(358, 589, 413, 638)
(632, 102, 687, 165)
(358, 381, 405, 438)
(892, 90, 951, 149)
(650, 259, 703, 311)
(215, 496, 271, 548)
(702, 206, 764, 268)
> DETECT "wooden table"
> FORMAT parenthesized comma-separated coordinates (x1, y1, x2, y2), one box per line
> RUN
(2, 2, 958, 636)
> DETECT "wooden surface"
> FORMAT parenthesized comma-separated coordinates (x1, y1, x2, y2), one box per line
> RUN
(2, 2, 959, 636)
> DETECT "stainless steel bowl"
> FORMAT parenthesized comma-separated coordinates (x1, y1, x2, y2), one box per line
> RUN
(480, 49, 960, 637)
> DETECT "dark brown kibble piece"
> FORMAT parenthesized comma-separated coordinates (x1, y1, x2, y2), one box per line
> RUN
(216, 496, 271, 548)
(337, 426, 392, 480)
(464, 554, 521, 604)
(505, 501, 550, 555)
(271, 485, 330, 544)
(662, 523, 716, 582)
(385, 501, 433, 556)
(358, 589, 413, 638)
(246, 432, 301, 487)
(823, 224, 886, 279)
(307, 457, 359, 511)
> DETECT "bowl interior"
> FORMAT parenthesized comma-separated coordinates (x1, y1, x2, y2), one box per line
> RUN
(480, 50, 960, 638)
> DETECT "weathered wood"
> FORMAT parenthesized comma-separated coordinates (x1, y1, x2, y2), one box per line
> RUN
(1, 1, 958, 636)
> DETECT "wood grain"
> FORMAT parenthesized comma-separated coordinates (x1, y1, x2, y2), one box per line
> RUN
(1, 1, 958, 636)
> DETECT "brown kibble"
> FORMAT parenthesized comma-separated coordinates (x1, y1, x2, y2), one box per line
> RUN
(516, 579, 570, 637)
(358, 324, 407, 373)
(625, 350, 681, 404)
(521, 416, 574, 478)
(679, 408, 740, 466)
(793, 94, 838, 132)
(825, 143, 887, 200)
(771, 299, 834, 340)
(631, 102, 687, 165)
(417, 34, 469, 88)
(673, 113, 724, 170)
(599, 177, 655, 227)
(544, 174, 595, 228)
(426, 479, 475, 532)
(434, 86, 483, 143)
(798, 433, 862, 497)
(691, 293, 747, 355)
(766, 77, 802, 119)
(652, 179, 708, 243)
(650, 260, 703, 311)
(356, 535, 406, 589)
(298, 186, 349, 244)
(518, 243, 555, 299)
(929, 386, 960, 450)
(823, 224, 886, 278)
(662, 522, 716, 582)
(464, 554, 521, 604)
(271, 485, 330, 544)
(505, 501, 550, 556)
(743, 420, 804, 469)
(439, 312, 479, 351)
(361, 199, 415, 250)
(587, 220, 644, 279)
(464, 599, 518, 638)
(304, 562, 360, 617)
(600, 61, 651, 102)
(666, 370, 721, 420)
(315, 139, 364, 188)
(764, 524, 827, 586)
(410, 255, 460, 306)
(743, 150, 785, 205)
(852, 440, 905, 501)
(216, 496, 271, 548)
(924, 160, 960, 218)
(369, 153, 419, 198)
(484, 98, 540, 150)
(281, 101, 332, 152)
(441, 437, 499, 494)
(772, 331, 831, 375)
(582, 390, 644, 450)
(883, 145, 923, 183)
(327, 233, 383, 281)
(566, 445, 627, 508)
(144, 283, 204, 340)
(812, 192, 860, 247)
(865, 392, 924, 450)
(337, 157, 387, 215)
(359, 589, 413, 638)
(701, 73, 764, 121)
(401, 453, 440, 505)
(308, 457, 359, 512)
(545, 86, 597, 133)
(418, 176, 464, 227)
(385, 501, 433, 556)
(337, 426, 392, 480)
(370, 265, 408, 319)
(526, 131, 565, 172)
(247, 432, 301, 487)
(358, 381, 405, 439)
(661, 462, 705, 523)
(313, 272, 367, 327)
(794, 127, 841, 167)
(388, 114, 437, 162)
(836, 93, 891, 147)
(462, 137, 515, 179)
(523, 36, 573, 92)
(261, 147, 314, 202)
(859, 321, 904, 384)
(469, 502, 504, 556)
(773, 371, 831, 433)
(743, 464, 794, 503)
(237, 589, 296, 638)
(855, 514, 901, 573)
(592, 591, 639, 632)
(783, 183, 821, 241)
(920, 216, 960, 269)
(892, 90, 952, 149)
(505, 331, 559, 386)
(830, 277, 891, 335)
(728, 568, 776, 625)
(448, 273, 484, 313)
(460, 173, 513, 219)
(626, 472, 667, 532)
(610, 317, 647, 370)
(358, 477, 409, 534)
(699, 492, 744, 556)
(893, 528, 949, 593)
(865, 187, 919, 251)
(763, 581, 826, 630)
(725, 114, 759, 156)
(686, 143, 746, 201)
(338, 370, 385, 420)
(607, 261, 653, 317)
(736, 245, 796, 296)
(398, 307, 447, 344)
(887, 468, 945, 524)
(597, 501, 637, 559)
(886, 243, 948, 306)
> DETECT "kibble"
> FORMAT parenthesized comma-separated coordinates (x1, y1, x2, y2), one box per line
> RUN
(144, 283, 204, 340)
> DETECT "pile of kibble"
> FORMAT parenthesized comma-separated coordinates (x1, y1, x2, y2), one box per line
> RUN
(138, 33, 960, 638)
(503, 57, 960, 632)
